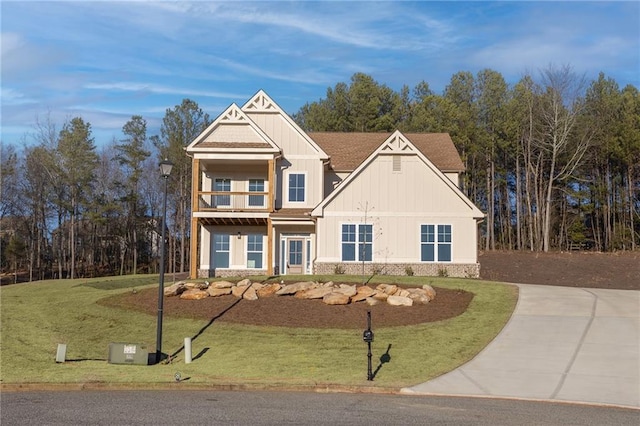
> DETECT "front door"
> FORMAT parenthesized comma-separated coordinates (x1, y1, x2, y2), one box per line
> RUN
(287, 239, 304, 274)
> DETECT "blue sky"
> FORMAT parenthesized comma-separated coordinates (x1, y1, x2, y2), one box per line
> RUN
(2, 1, 639, 146)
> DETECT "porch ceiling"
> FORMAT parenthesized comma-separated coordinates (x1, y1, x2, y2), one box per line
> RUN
(198, 217, 268, 226)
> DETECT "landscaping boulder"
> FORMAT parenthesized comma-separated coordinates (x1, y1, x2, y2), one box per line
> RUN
(296, 286, 335, 300)
(232, 285, 250, 298)
(236, 278, 252, 287)
(210, 280, 235, 289)
(242, 286, 258, 301)
(180, 289, 209, 300)
(322, 292, 350, 305)
(387, 295, 413, 306)
(334, 284, 357, 297)
(207, 287, 232, 297)
(422, 284, 436, 300)
(365, 297, 380, 306)
(350, 286, 375, 303)
(164, 282, 186, 297)
(256, 283, 281, 298)
(394, 288, 411, 298)
(276, 281, 315, 296)
(376, 284, 398, 295)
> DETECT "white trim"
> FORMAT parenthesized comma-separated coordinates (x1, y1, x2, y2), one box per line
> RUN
(285, 171, 307, 204)
(419, 223, 452, 263)
(339, 222, 374, 263)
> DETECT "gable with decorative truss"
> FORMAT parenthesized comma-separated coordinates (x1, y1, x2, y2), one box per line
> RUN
(186, 103, 280, 153)
(242, 91, 279, 113)
(379, 132, 416, 154)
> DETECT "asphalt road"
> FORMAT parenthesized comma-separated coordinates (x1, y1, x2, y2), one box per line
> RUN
(2, 390, 638, 425)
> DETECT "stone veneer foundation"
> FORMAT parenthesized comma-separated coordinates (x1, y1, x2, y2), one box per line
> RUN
(199, 263, 479, 279)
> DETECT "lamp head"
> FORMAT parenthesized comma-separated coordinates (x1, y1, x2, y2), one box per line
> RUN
(159, 159, 173, 178)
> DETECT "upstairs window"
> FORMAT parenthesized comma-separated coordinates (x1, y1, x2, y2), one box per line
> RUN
(248, 179, 265, 207)
(288, 173, 305, 202)
(214, 178, 231, 206)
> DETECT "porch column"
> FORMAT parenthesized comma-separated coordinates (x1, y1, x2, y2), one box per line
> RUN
(268, 158, 274, 212)
(267, 218, 274, 276)
(189, 158, 200, 279)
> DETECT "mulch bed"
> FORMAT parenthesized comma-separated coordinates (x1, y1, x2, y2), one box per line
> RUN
(95, 250, 638, 329)
(99, 286, 474, 329)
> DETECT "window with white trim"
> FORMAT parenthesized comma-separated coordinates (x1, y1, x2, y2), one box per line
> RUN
(213, 234, 230, 268)
(421, 224, 451, 262)
(247, 234, 263, 268)
(341, 224, 372, 262)
(288, 173, 305, 202)
(248, 179, 265, 207)
(214, 178, 231, 206)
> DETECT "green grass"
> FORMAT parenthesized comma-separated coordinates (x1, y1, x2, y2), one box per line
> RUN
(0, 274, 517, 389)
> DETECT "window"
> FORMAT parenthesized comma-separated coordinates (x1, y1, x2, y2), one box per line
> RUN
(213, 234, 230, 268)
(421, 224, 451, 262)
(248, 179, 265, 207)
(247, 234, 263, 268)
(341, 224, 373, 262)
(288, 173, 305, 202)
(214, 178, 231, 206)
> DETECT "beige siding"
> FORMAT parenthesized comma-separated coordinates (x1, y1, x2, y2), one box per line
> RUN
(277, 158, 324, 209)
(323, 155, 473, 214)
(444, 172, 461, 188)
(247, 113, 318, 156)
(203, 225, 267, 270)
(316, 216, 477, 264)
(315, 153, 479, 265)
(204, 124, 263, 143)
(246, 112, 325, 208)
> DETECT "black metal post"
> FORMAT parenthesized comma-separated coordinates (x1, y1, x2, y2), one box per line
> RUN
(367, 311, 373, 380)
(155, 170, 170, 364)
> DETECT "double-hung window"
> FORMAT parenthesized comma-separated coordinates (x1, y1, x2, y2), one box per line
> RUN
(214, 178, 231, 207)
(341, 224, 373, 262)
(213, 234, 230, 268)
(248, 179, 265, 207)
(247, 234, 263, 268)
(421, 224, 452, 262)
(288, 173, 305, 203)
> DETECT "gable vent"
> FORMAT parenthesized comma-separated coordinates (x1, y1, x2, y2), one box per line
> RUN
(393, 155, 401, 172)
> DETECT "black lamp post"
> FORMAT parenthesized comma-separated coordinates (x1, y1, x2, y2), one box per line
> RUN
(156, 158, 173, 364)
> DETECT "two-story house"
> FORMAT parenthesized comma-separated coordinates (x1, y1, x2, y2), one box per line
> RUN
(186, 90, 484, 279)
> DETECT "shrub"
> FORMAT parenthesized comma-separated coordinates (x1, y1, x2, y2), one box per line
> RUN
(438, 267, 449, 277)
(405, 265, 414, 276)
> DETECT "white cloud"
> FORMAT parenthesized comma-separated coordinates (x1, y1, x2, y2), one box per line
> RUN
(84, 82, 246, 100)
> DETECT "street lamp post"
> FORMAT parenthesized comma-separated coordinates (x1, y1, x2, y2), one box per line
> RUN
(156, 158, 173, 364)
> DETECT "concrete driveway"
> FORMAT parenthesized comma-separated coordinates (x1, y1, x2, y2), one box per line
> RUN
(402, 284, 640, 409)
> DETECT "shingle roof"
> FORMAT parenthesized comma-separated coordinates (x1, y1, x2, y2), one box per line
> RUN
(308, 132, 465, 172)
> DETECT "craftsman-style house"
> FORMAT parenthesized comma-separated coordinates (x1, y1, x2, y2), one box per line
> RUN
(186, 91, 484, 279)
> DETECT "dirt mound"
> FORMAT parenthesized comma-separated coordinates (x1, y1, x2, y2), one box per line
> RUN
(100, 286, 474, 329)
(479, 250, 639, 290)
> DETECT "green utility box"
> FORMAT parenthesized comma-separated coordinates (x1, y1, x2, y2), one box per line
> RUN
(108, 342, 148, 365)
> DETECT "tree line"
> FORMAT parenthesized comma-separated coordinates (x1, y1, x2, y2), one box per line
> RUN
(294, 66, 639, 253)
(1, 100, 210, 282)
(1, 65, 638, 282)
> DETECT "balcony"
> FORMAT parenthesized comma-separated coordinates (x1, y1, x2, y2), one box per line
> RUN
(197, 191, 270, 212)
